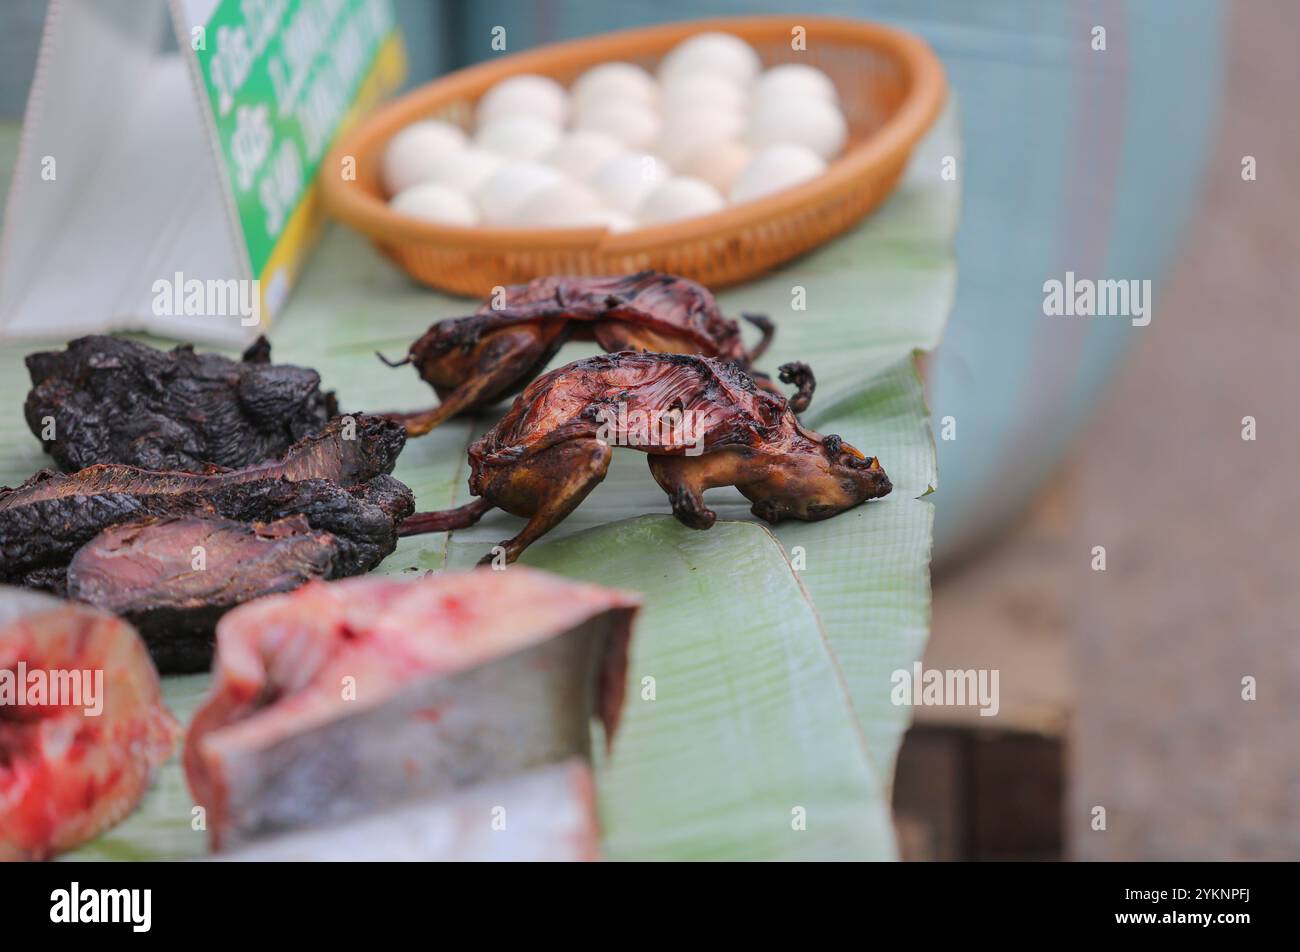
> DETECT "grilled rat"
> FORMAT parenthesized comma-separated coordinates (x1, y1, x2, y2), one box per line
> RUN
(380, 271, 788, 435)
(399, 352, 887, 564)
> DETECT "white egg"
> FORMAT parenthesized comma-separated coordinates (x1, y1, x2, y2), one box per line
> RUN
(746, 95, 847, 160)
(602, 210, 639, 233)
(572, 62, 657, 111)
(544, 208, 636, 232)
(473, 161, 563, 224)
(544, 131, 626, 181)
(512, 181, 608, 227)
(389, 182, 479, 225)
(476, 74, 568, 126)
(659, 72, 748, 118)
(655, 107, 745, 169)
(679, 140, 752, 193)
(636, 177, 725, 225)
(590, 152, 670, 216)
(729, 144, 826, 204)
(474, 116, 562, 161)
(558, 207, 637, 232)
(658, 32, 761, 86)
(574, 100, 661, 151)
(753, 64, 839, 105)
(424, 147, 506, 193)
(381, 120, 468, 196)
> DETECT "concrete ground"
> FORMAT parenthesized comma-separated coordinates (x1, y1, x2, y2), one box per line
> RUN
(923, 0, 1300, 860)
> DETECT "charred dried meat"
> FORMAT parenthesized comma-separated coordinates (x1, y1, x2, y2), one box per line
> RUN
(184, 568, 638, 850)
(381, 271, 781, 435)
(0, 415, 412, 597)
(400, 352, 890, 564)
(66, 515, 338, 673)
(25, 335, 335, 471)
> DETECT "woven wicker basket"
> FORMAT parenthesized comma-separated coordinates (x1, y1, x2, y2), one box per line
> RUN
(320, 15, 946, 298)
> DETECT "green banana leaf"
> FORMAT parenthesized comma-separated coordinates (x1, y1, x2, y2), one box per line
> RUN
(0, 102, 958, 860)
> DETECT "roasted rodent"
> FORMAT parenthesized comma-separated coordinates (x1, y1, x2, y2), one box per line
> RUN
(381, 271, 787, 435)
(399, 352, 889, 564)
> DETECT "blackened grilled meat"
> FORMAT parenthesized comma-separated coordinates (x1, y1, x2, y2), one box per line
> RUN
(2, 414, 403, 511)
(66, 515, 339, 672)
(25, 335, 336, 472)
(204, 474, 414, 579)
(0, 416, 412, 588)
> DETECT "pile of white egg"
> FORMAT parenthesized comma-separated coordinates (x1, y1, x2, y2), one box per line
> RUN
(382, 32, 847, 230)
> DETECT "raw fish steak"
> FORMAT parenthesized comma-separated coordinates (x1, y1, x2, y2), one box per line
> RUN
(184, 568, 639, 849)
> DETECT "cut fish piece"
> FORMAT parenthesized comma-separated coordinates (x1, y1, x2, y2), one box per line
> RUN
(184, 568, 639, 850)
(0, 588, 179, 861)
(216, 760, 599, 861)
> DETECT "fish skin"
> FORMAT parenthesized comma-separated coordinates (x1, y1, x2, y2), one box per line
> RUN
(213, 760, 601, 862)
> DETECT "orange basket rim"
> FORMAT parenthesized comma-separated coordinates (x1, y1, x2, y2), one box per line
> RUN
(320, 14, 947, 252)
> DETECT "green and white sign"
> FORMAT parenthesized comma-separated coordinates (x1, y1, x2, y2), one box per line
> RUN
(195, 0, 398, 276)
